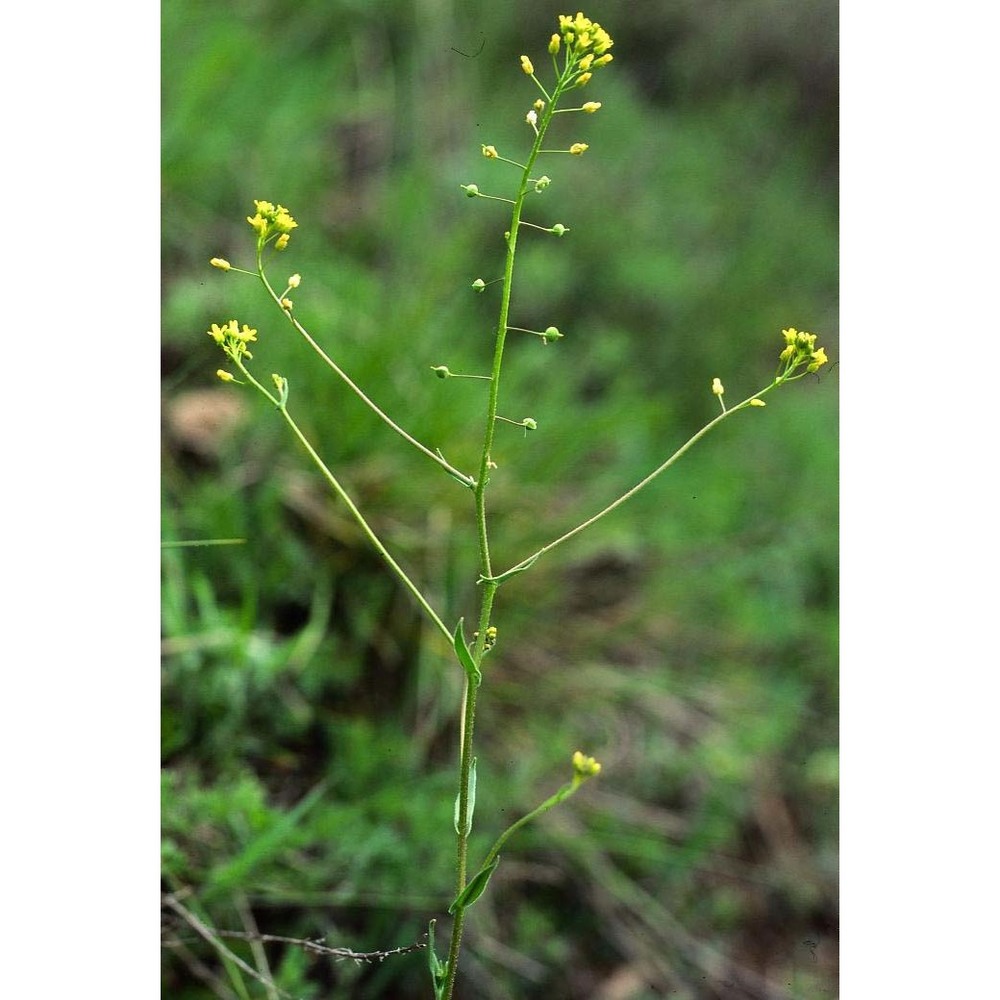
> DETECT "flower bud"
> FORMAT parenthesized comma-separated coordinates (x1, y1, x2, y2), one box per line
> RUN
(548, 34, 560, 55)
(582, 102, 602, 113)
(572, 750, 602, 778)
(216, 369, 235, 383)
(712, 377, 725, 396)
(288, 273, 301, 288)
(210, 257, 231, 271)
(575, 72, 592, 87)
(275, 233, 290, 250)
(569, 142, 589, 155)
(520, 55, 534, 75)
(533, 175, 551, 192)
(750, 399, 766, 407)
(482, 144, 498, 159)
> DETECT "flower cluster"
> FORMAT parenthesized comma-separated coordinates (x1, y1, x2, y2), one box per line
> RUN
(207, 319, 258, 375)
(778, 327, 828, 376)
(246, 200, 298, 249)
(572, 750, 602, 780)
(551, 11, 614, 86)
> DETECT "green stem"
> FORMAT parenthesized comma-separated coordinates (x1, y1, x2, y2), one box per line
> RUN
(489, 386, 779, 584)
(441, 78, 568, 1000)
(479, 776, 586, 872)
(235, 359, 452, 645)
(256, 263, 474, 488)
(279, 406, 453, 644)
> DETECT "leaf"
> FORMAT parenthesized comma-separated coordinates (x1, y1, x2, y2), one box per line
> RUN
(453, 757, 477, 836)
(448, 855, 500, 915)
(453, 618, 482, 687)
(426, 919, 449, 998)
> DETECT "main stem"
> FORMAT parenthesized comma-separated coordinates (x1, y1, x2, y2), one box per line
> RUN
(442, 84, 565, 1000)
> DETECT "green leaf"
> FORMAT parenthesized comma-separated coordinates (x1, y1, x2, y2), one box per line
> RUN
(448, 855, 500, 914)
(453, 618, 482, 687)
(426, 919, 442, 979)
(453, 757, 477, 836)
(427, 919, 449, 998)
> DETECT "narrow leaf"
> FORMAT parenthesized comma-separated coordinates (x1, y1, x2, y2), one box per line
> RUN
(426, 919, 444, 984)
(453, 618, 482, 686)
(454, 757, 478, 836)
(448, 855, 501, 914)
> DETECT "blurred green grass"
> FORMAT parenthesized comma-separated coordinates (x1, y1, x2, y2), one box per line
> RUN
(162, 2, 837, 997)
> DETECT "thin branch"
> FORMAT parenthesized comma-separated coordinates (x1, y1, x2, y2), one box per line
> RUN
(162, 892, 427, 967)
(162, 933, 242, 1000)
(213, 929, 427, 963)
(236, 894, 278, 1000)
(162, 894, 298, 1000)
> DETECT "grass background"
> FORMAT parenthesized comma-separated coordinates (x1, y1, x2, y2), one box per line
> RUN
(162, 1, 838, 997)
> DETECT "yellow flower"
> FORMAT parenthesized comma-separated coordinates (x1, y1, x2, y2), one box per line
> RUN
(520, 54, 534, 75)
(558, 12, 614, 60)
(209, 257, 231, 271)
(482, 144, 498, 158)
(577, 53, 594, 72)
(237, 324, 257, 343)
(247, 199, 298, 246)
(207, 322, 228, 344)
(281, 297, 294, 310)
(569, 142, 589, 155)
(572, 750, 602, 778)
(807, 347, 828, 372)
(273, 206, 298, 233)
(777, 327, 828, 374)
